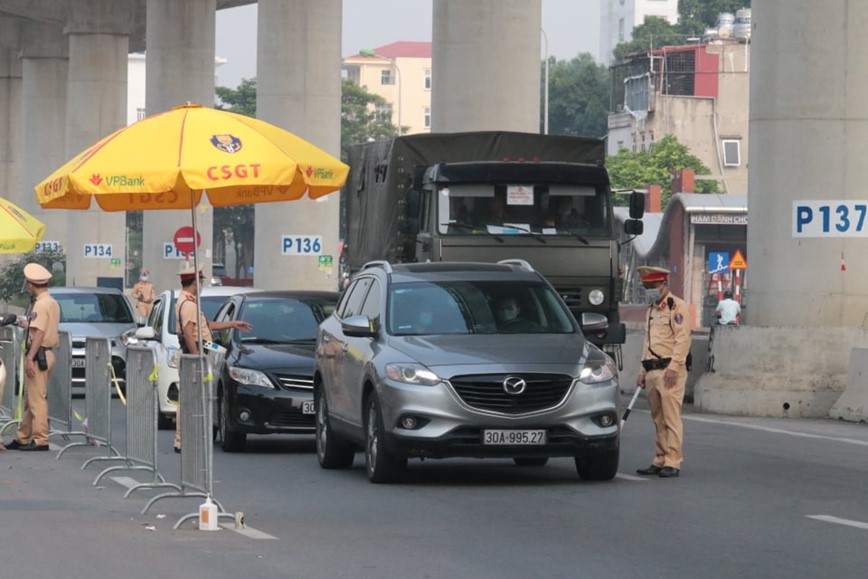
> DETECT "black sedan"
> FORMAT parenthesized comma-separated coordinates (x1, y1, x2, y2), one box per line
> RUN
(211, 291, 339, 451)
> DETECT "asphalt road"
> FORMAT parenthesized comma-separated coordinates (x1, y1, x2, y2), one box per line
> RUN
(2, 396, 868, 579)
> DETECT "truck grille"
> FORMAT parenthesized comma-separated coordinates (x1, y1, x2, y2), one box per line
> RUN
(274, 373, 313, 390)
(449, 373, 574, 414)
(557, 288, 583, 309)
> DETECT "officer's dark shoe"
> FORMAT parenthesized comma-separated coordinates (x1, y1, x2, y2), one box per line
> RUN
(3, 439, 26, 450)
(18, 442, 49, 452)
(636, 465, 663, 475)
(174, 447, 181, 454)
(659, 466, 680, 478)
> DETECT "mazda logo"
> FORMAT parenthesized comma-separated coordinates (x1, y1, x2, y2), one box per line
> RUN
(502, 376, 527, 395)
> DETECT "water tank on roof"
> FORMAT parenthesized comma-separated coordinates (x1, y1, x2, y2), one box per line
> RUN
(734, 8, 751, 40)
(717, 12, 734, 38)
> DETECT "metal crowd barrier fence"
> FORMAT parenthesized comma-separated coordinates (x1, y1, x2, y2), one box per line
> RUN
(57, 337, 120, 465)
(47, 332, 75, 439)
(0, 326, 21, 434)
(93, 347, 179, 495)
(143, 354, 235, 530)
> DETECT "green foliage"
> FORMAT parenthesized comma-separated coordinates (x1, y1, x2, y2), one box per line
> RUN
(543, 53, 609, 138)
(607, 135, 719, 208)
(341, 78, 401, 155)
(613, 17, 688, 62)
(216, 78, 257, 117)
(0, 249, 67, 303)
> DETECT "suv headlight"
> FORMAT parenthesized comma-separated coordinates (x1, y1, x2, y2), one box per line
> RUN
(579, 357, 616, 384)
(385, 363, 441, 386)
(167, 346, 180, 368)
(588, 289, 605, 306)
(229, 367, 275, 389)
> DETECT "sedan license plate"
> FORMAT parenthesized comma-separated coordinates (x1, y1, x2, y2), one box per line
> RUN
(482, 429, 546, 446)
(72, 358, 86, 368)
(301, 400, 315, 415)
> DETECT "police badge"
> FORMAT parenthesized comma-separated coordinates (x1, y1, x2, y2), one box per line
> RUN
(210, 134, 243, 154)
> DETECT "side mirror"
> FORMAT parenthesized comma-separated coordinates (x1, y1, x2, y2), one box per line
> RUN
(624, 220, 644, 235)
(341, 315, 377, 338)
(580, 312, 609, 333)
(629, 191, 646, 219)
(135, 326, 156, 340)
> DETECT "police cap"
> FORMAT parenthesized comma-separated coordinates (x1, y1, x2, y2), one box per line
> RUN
(23, 263, 52, 286)
(638, 265, 670, 284)
(178, 261, 204, 280)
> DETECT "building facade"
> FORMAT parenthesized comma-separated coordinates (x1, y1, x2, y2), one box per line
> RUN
(342, 41, 432, 136)
(599, 0, 680, 66)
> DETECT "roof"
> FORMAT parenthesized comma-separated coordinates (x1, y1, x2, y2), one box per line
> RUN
(240, 290, 340, 300)
(53, 287, 124, 295)
(615, 193, 747, 259)
(346, 41, 432, 60)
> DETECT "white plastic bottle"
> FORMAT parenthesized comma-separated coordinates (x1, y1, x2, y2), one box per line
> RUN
(199, 497, 219, 531)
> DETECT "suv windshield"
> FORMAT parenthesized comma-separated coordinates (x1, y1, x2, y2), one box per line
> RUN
(56, 292, 134, 324)
(387, 280, 576, 336)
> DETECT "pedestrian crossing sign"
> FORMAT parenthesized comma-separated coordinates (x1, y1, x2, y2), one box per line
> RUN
(729, 249, 747, 270)
(708, 252, 730, 274)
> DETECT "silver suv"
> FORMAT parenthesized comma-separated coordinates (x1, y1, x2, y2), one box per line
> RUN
(314, 260, 620, 483)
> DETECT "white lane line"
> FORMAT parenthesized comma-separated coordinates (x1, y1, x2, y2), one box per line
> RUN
(616, 473, 648, 481)
(220, 523, 279, 540)
(806, 515, 868, 530)
(111, 476, 141, 489)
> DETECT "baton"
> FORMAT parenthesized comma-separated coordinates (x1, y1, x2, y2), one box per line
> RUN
(620, 386, 643, 427)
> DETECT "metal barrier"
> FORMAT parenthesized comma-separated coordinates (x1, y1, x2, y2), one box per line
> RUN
(57, 337, 120, 465)
(0, 326, 20, 434)
(47, 332, 76, 438)
(143, 354, 235, 529)
(93, 347, 179, 494)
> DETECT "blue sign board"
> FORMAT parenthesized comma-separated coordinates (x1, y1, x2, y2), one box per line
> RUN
(708, 252, 730, 274)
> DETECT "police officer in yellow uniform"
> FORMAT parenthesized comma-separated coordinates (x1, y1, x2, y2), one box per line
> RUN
(2, 263, 60, 451)
(131, 268, 156, 321)
(173, 262, 251, 453)
(635, 266, 692, 478)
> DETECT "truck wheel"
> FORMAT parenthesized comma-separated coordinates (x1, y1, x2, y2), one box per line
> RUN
(316, 387, 354, 469)
(364, 393, 405, 483)
(575, 448, 619, 481)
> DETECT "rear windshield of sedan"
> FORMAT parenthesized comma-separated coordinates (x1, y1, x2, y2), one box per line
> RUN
(55, 293, 134, 324)
(388, 281, 576, 335)
(239, 297, 337, 342)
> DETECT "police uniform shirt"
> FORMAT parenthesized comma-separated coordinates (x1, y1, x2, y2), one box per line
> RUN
(175, 289, 212, 347)
(29, 291, 60, 349)
(641, 294, 691, 372)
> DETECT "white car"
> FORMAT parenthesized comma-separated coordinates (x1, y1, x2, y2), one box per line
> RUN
(129, 286, 259, 429)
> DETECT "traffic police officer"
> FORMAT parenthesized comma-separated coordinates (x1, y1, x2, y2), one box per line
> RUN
(635, 266, 692, 478)
(2, 263, 60, 451)
(132, 268, 156, 321)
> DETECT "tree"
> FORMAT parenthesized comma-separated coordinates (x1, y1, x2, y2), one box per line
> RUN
(215, 78, 257, 117)
(613, 16, 687, 62)
(0, 249, 66, 304)
(543, 53, 609, 138)
(341, 78, 400, 154)
(607, 135, 720, 208)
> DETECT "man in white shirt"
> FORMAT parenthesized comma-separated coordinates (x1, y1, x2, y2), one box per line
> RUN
(715, 290, 741, 325)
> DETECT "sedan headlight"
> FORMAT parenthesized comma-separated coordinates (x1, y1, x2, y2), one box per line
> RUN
(167, 346, 180, 368)
(579, 357, 616, 384)
(229, 367, 275, 389)
(588, 289, 605, 306)
(385, 363, 441, 386)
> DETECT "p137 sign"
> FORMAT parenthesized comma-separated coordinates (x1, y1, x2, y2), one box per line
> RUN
(793, 201, 868, 237)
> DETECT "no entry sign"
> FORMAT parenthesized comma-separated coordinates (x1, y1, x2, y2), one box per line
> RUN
(173, 226, 201, 255)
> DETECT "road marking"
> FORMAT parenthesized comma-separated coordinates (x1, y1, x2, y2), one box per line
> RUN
(616, 473, 647, 481)
(806, 515, 868, 530)
(220, 523, 278, 540)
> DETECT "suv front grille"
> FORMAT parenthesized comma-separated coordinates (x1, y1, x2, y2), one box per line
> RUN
(449, 373, 574, 414)
(274, 373, 313, 390)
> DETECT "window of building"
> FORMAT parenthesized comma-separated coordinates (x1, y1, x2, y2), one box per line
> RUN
(423, 107, 431, 129)
(376, 103, 393, 123)
(424, 68, 432, 90)
(136, 108, 146, 121)
(618, 18, 625, 42)
(381, 69, 394, 85)
(722, 139, 741, 167)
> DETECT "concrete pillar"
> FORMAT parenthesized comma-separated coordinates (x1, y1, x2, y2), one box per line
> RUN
(748, 1, 868, 327)
(431, 0, 541, 133)
(0, 47, 22, 209)
(254, 0, 342, 290)
(64, 0, 135, 288)
(19, 20, 68, 249)
(143, 0, 216, 295)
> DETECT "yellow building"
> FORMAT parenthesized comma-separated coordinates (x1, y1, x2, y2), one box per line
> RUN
(343, 42, 432, 135)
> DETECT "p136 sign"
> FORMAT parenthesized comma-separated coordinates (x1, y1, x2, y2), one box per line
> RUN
(793, 200, 868, 237)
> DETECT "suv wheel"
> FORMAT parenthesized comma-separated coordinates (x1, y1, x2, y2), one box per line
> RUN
(513, 457, 549, 467)
(364, 393, 405, 483)
(316, 388, 354, 469)
(575, 448, 619, 481)
(219, 396, 247, 452)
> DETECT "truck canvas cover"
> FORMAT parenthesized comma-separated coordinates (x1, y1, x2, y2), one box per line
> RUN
(343, 131, 606, 270)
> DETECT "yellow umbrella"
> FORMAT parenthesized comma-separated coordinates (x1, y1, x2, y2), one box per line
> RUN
(36, 103, 348, 211)
(0, 197, 46, 253)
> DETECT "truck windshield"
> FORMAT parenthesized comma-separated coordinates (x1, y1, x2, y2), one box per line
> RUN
(437, 183, 611, 237)
(387, 280, 576, 335)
